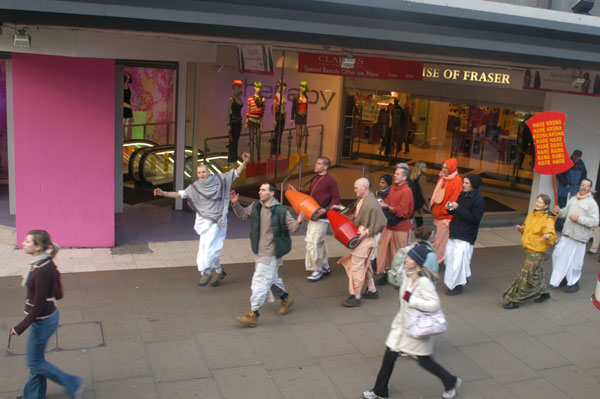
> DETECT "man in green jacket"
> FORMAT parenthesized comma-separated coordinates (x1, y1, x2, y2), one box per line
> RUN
(231, 182, 304, 326)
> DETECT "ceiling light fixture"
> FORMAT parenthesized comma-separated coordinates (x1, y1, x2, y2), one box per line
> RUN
(13, 28, 31, 48)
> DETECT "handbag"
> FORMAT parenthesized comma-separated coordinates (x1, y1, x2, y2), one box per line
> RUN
(405, 304, 448, 339)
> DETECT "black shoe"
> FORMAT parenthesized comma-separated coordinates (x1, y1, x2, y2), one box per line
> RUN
(503, 302, 520, 310)
(558, 278, 568, 288)
(534, 293, 550, 303)
(375, 275, 388, 286)
(564, 282, 580, 293)
(343, 295, 362, 307)
(587, 250, 597, 255)
(362, 288, 379, 299)
(445, 285, 463, 296)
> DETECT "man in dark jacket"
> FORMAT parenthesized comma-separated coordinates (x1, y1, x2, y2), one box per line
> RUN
(444, 174, 485, 295)
(231, 182, 304, 327)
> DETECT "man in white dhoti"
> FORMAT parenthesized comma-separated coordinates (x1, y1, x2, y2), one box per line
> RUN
(550, 178, 599, 293)
(154, 152, 249, 287)
(444, 174, 485, 296)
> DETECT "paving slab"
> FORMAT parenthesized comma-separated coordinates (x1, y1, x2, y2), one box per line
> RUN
(2, 246, 600, 398)
(156, 378, 221, 399)
(89, 337, 152, 382)
(94, 376, 158, 399)
(271, 364, 342, 399)
(145, 339, 210, 382)
(212, 365, 281, 399)
(195, 330, 259, 370)
(505, 378, 570, 399)
(493, 333, 570, 370)
(538, 365, 600, 399)
(537, 331, 600, 369)
(291, 321, 356, 358)
(246, 330, 314, 370)
(460, 342, 538, 384)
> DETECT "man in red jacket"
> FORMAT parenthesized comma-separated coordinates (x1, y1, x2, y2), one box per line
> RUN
(287, 156, 341, 281)
(376, 166, 414, 283)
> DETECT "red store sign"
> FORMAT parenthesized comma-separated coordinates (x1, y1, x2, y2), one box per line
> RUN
(298, 52, 423, 81)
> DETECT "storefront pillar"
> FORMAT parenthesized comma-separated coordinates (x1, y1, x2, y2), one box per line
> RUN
(174, 62, 187, 211)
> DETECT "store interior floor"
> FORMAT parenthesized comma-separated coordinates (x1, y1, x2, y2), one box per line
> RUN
(347, 130, 535, 194)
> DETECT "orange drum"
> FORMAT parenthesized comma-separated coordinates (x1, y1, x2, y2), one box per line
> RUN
(285, 189, 323, 221)
(327, 209, 360, 249)
(592, 272, 600, 311)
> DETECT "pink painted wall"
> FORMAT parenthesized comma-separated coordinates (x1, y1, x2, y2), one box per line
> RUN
(12, 54, 115, 247)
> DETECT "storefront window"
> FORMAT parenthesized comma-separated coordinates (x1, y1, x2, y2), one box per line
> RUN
(342, 89, 536, 187)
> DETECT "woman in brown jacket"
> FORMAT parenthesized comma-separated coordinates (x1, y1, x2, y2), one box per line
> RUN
(11, 230, 83, 399)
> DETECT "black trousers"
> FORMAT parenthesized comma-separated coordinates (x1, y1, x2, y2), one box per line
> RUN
(271, 115, 286, 157)
(415, 216, 424, 228)
(228, 120, 242, 162)
(372, 347, 456, 397)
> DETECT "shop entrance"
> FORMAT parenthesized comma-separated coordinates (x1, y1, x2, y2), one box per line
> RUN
(0, 57, 14, 228)
(341, 90, 536, 191)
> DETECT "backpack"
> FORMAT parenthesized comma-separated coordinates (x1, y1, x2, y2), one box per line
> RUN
(408, 177, 425, 213)
(387, 243, 416, 287)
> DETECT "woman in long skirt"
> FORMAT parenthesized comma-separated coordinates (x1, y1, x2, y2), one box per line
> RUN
(502, 194, 557, 309)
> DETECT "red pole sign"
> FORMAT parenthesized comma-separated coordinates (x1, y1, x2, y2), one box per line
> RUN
(526, 111, 573, 202)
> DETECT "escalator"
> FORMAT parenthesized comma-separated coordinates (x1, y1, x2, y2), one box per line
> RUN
(127, 144, 240, 187)
(123, 139, 158, 179)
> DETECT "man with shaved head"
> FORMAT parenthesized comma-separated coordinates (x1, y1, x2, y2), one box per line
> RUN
(375, 166, 414, 285)
(154, 152, 250, 287)
(333, 177, 386, 307)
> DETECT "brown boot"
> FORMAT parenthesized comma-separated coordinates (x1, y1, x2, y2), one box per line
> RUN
(236, 310, 259, 327)
(279, 296, 294, 315)
(198, 272, 211, 287)
(210, 269, 227, 287)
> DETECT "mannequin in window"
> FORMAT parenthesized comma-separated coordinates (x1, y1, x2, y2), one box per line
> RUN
(246, 81, 266, 163)
(123, 74, 133, 138)
(271, 80, 287, 159)
(291, 81, 309, 155)
(228, 80, 244, 165)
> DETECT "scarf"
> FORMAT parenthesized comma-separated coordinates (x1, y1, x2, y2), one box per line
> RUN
(430, 170, 458, 206)
(576, 192, 593, 200)
(22, 253, 50, 287)
(184, 170, 237, 227)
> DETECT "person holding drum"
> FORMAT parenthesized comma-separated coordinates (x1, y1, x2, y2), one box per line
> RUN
(287, 156, 341, 282)
(333, 178, 386, 307)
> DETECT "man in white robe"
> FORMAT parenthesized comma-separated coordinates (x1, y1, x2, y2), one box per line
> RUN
(550, 178, 599, 293)
(154, 152, 249, 286)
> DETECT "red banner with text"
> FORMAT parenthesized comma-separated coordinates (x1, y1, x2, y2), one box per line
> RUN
(298, 52, 423, 81)
(526, 111, 572, 175)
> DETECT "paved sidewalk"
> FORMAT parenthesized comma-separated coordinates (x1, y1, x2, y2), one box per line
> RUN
(1, 244, 600, 399)
(0, 225, 525, 277)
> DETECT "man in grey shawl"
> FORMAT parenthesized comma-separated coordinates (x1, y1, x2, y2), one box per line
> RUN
(154, 152, 250, 286)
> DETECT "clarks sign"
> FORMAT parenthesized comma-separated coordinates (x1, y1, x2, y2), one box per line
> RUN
(298, 52, 423, 81)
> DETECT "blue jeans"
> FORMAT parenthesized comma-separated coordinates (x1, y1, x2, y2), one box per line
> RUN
(24, 311, 81, 399)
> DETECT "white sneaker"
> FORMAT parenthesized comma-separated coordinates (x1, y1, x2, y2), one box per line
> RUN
(319, 265, 332, 274)
(307, 271, 324, 281)
(363, 390, 388, 399)
(442, 377, 461, 399)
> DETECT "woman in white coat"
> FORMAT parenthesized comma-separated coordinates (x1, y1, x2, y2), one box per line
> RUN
(363, 244, 461, 399)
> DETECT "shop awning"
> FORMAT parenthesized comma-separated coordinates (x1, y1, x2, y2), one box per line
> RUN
(3, 0, 600, 69)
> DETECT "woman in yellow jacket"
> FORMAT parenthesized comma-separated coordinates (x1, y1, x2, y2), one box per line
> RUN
(502, 194, 557, 309)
